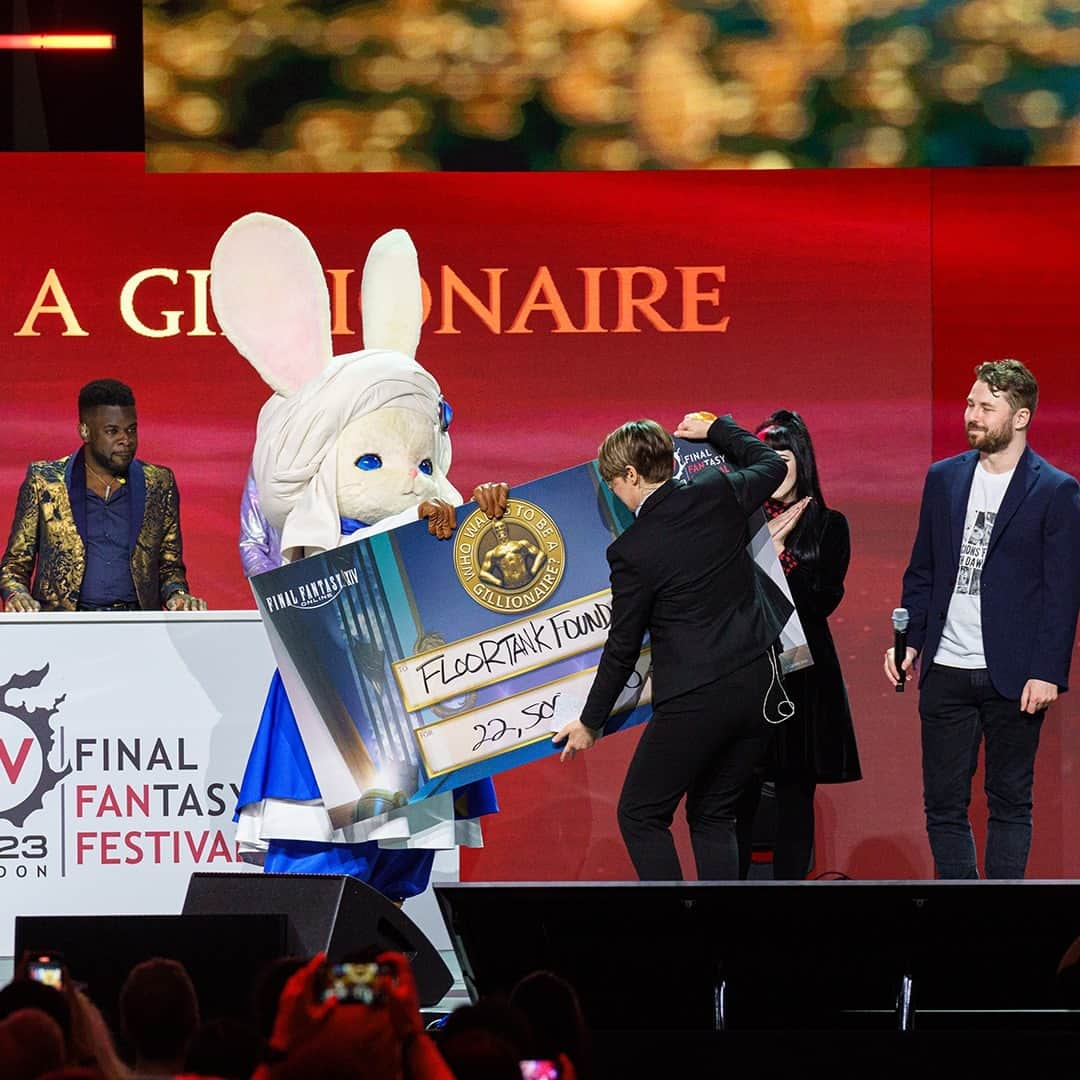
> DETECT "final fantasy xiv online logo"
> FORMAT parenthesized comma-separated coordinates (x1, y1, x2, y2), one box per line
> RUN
(262, 567, 360, 614)
(0, 665, 71, 828)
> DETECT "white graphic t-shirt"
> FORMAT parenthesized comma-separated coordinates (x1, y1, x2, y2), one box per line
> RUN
(934, 462, 1015, 669)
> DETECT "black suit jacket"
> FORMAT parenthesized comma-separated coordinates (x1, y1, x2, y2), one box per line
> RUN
(581, 416, 792, 731)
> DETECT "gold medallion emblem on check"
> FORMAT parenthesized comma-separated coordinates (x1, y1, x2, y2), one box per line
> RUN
(454, 498, 566, 614)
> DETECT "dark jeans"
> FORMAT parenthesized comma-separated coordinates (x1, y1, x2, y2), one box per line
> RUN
(920, 664, 1044, 880)
(617, 652, 773, 881)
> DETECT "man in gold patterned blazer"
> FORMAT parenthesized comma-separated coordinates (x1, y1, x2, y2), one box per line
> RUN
(0, 379, 207, 613)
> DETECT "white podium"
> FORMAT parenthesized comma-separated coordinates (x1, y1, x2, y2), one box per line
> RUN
(0, 612, 456, 956)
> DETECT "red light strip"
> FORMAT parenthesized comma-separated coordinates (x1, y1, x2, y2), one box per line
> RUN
(0, 34, 116, 50)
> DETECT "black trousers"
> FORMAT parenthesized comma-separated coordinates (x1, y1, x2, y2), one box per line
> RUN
(617, 651, 773, 881)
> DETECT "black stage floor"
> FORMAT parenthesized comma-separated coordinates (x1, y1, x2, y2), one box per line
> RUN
(14, 878, 1080, 1073)
(435, 880, 1080, 1035)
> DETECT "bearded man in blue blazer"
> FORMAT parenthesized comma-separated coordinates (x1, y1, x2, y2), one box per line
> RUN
(886, 359, 1080, 879)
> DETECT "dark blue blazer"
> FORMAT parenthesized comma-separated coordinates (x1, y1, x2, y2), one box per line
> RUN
(901, 445, 1080, 700)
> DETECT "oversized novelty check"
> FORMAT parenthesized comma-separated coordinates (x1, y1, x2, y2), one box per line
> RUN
(251, 458, 808, 836)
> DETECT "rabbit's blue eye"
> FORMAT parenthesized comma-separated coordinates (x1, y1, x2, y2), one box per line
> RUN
(418, 459, 434, 476)
(355, 454, 383, 471)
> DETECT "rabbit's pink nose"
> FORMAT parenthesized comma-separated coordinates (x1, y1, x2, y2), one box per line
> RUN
(408, 466, 418, 479)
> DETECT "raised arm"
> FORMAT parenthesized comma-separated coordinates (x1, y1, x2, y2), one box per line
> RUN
(705, 415, 787, 516)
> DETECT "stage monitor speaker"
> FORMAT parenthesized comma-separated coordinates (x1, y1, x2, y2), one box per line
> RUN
(14, 913, 289, 1032)
(183, 871, 453, 1007)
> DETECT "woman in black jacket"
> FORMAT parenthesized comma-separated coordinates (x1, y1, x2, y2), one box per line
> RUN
(736, 410, 862, 879)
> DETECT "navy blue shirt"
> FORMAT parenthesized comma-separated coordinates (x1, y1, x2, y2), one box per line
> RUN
(80, 485, 138, 606)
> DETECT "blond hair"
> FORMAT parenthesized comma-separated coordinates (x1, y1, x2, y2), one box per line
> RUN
(597, 420, 674, 484)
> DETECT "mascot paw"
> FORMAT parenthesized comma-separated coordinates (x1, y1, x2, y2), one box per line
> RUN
(417, 498, 457, 540)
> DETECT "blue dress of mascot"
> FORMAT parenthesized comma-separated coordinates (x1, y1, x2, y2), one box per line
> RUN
(212, 212, 496, 900)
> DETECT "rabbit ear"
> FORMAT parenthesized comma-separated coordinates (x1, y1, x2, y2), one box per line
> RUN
(361, 228, 422, 359)
(211, 212, 333, 396)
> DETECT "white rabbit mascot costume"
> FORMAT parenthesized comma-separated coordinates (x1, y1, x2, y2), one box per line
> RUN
(214, 212, 497, 899)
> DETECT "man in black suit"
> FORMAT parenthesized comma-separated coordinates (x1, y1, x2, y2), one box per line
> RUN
(553, 414, 791, 880)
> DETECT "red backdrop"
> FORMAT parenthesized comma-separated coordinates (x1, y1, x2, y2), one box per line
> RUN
(0, 156, 1075, 879)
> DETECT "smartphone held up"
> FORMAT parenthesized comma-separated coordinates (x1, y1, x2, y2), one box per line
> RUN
(27, 954, 64, 990)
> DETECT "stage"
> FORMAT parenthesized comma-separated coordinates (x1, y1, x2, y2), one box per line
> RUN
(7, 876, 1080, 1077)
(433, 879, 1080, 1031)
(4, 613, 1080, 1058)
(11, 877, 1080, 1026)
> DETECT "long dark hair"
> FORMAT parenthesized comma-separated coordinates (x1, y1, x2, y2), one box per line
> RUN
(754, 409, 828, 568)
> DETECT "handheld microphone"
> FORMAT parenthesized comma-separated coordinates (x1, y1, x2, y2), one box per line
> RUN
(892, 607, 909, 694)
